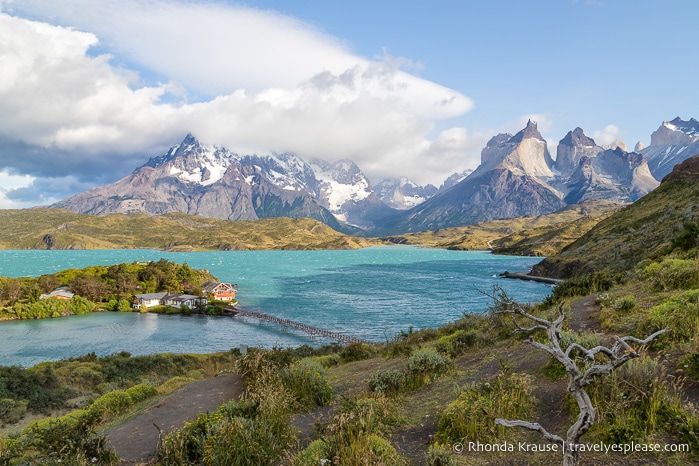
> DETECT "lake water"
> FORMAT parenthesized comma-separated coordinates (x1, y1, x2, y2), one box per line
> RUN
(0, 247, 551, 367)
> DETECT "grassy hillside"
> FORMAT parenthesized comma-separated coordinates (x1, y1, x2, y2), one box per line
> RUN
(533, 156, 699, 278)
(0, 209, 378, 251)
(383, 200, 623, 256)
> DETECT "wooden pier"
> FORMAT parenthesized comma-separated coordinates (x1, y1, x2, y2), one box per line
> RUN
(226, 306, 370, 345)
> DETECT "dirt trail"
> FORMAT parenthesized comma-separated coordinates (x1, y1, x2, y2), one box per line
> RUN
(105, 374, 242, 465)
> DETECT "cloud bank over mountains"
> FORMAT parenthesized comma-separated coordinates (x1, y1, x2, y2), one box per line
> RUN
(0, 0, 475, 208)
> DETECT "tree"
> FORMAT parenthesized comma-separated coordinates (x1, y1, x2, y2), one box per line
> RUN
(488, 288, 667, 466)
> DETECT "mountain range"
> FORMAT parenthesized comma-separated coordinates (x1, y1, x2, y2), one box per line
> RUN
(53, 117, 699, 235)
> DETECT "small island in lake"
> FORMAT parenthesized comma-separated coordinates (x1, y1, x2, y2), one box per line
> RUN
(0, 259, 237, 321)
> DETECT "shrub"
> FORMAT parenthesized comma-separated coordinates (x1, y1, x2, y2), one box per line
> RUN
(612, 295, 637, 313)
(309, 395, 406, 466)
(406, 348, 450, 387)
(340, 343, 377, 363)
(434, 329, 489, 357)
(369, 369, 407, 396)
(543, 271, 620, 306)
(588, 356, 692, 444)
(425, 443, 457, 466)
(437, 369, 535, 443)
(641, 258, 699, 291)
(682, 352, 699, 380)
(639, 289, 699, 347)
(157, 382, 296, 466)
(312, 353, 340, 368)
(87, 390, 133, 418)
(294, 439, 329, 466)
(25, 409, 117, 465)
(125, 383, 158, 403)
(201, 415, 296, 466)
(0, 398, 27, 425)
(281, 359, 332, 409)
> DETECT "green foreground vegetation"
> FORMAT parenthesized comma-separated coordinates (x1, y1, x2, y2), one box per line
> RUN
(1, 249, 698, 464)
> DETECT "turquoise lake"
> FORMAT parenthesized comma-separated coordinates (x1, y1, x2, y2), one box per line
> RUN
(0, 247, 552, 367)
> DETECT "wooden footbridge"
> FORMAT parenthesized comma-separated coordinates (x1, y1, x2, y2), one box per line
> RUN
(226, 306, 371, 345)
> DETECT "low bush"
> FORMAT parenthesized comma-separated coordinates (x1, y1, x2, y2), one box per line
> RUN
(587, 356, 696, 446)
(87, 390, 133, 418)
(124, 383, 158, 403)
(369, 369, 407, 396)
(157, 379, 296, 466)
(682, 352, 699, 380)
(640, 258, 699, 291)
(281, 359, 332, 409)
(425, 442, 457, 466)
(23, 409, 117, 465)
(437, 369, 536, 443)
(612, 295, 637, 313)
(311, 353, 340, 368)
(0, 398, 27, 425)
(340, 343, 377, 363)
(298, 395, 405, 466)
(639, 289, 699, 347)
(434, 329, 489, 357)
(406, 348, 451, 388)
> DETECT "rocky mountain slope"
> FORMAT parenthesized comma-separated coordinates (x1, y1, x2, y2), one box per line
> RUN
(640, 117, 699, 179)
(53, 135, 393, 233)
(52, 118, 698, 235)
(532, 155, 699, 278)
(372, 121, 659, 233)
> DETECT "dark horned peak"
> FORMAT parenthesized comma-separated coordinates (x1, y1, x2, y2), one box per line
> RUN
(560, 127, 596, 148)
(509, 119, 545, 144)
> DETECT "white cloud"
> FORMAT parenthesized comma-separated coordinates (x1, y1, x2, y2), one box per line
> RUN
(0, 170, 37, 208)
(592, 124, 624, 147)
(0, 1, 474, 205)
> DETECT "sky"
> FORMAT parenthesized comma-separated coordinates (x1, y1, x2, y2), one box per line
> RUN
(0, 0, 697, 208)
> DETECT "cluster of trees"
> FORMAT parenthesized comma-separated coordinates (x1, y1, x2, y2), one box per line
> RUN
(0, 260, 216, 319)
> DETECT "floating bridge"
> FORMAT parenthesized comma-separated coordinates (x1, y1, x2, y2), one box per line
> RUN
(226, 306, 371, 345)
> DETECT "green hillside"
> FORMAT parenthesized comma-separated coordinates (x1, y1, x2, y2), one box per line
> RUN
(383, 199, 623, 256)
(533, 156, 699, 278)
(0, 209, 378, 251)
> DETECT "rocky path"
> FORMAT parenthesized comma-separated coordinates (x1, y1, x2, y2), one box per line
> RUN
(105, 374, 242, 464)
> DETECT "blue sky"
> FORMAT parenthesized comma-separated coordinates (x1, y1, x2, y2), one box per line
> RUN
(0, 0, 697, 208)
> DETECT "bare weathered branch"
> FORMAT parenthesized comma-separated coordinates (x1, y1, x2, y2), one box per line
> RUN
(484, 285, 669, 466)
(495, 418, 564, 445)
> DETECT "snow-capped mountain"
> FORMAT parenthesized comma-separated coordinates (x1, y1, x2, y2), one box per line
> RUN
(640, 117, 699, 179)
(53, 134, 394, 231)
(374, 177, 438, 210)
(52, 117, 698, 236)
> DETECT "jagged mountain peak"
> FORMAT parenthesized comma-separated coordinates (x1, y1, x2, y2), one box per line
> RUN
(668, 116, 699, 134)
(651, 117, 699, 146)
(509, 119, 545, 144)
(560, 127, 596, 147)
(642, 116, 699, 179)
(479, 120, 554, 178)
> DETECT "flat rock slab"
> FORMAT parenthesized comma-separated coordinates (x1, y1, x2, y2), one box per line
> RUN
(105, 374, 242, 464)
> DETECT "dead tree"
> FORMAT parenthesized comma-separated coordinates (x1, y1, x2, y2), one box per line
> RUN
(490, 291, 667, 466)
